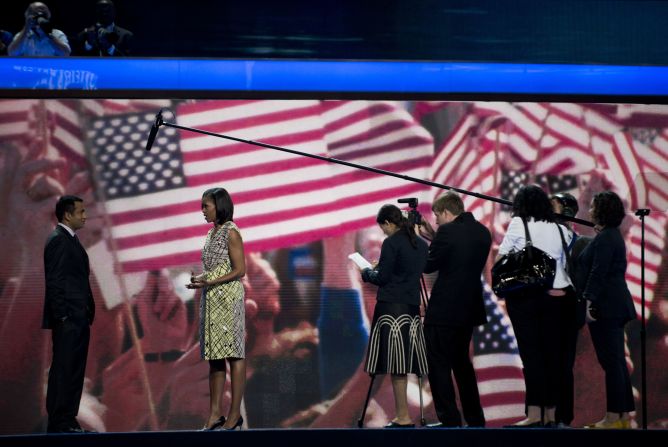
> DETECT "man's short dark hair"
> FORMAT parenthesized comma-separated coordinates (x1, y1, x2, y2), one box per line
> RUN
(55, 195, 83, 222)
(432, 191, 464, 216)
(551, 192, 579, 218)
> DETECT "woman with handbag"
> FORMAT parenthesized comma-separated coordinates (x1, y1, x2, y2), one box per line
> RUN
(187, 187, 247, 431)
(497, 185, 573, 427)
(577, 191, 636, 429)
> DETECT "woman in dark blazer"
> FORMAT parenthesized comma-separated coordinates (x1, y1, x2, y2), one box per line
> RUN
(497, 185, 573, 427)
(360, 204, 429, 428)
(577, 191, 636, 429)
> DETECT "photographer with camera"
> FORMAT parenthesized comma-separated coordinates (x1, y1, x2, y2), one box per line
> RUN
(76, 0, 133, 56)
(418, 192, 491, 427)
(8, 3, 70, 56)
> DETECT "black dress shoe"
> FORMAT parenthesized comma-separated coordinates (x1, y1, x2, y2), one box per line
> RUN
(200, 416, 226, 431)
(223, 416, 243, 431)
(385, 421, 415, 428)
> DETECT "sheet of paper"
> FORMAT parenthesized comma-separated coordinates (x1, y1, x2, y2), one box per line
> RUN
(348, 252, 373, 270)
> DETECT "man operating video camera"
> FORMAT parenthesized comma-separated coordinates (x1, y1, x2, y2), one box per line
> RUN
(76, 0, 133, 56)
(8, 2, 71, 56)
(418, 191, 492, 428)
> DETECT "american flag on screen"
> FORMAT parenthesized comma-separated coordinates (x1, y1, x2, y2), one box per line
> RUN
(86, 100, 434, 273)
(472, 285, 525, 426)
(428, 102, 667, 319)
(0, 99, 35, 141)
(0, 99, 87, 174)
(42, 100, 87, 166)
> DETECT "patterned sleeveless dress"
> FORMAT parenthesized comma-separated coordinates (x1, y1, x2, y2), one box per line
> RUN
(199, 221, 245, 360)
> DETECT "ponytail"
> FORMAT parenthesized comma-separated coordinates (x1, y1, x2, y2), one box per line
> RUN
(376, 204, 418, 248)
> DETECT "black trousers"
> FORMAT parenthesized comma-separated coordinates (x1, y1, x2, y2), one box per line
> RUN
(46, 318, 90, 431)
(505, 291, 562, 409)
(424, 325, 485, 427)
(555, 291, 579, 425)
(588, 318, 635, 413)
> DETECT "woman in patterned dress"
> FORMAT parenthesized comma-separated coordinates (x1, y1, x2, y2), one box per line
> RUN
(187, 187, 246, 430)
(360, 204, 429, 428)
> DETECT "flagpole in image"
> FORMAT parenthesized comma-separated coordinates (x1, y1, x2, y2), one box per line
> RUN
(85, 108, 161, 430)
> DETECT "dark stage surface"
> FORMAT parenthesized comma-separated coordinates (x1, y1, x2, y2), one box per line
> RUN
(2, 427, 667, 447)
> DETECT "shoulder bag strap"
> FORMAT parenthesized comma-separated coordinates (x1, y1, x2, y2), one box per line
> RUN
(556, 223, 575, 283)
(521, 217, 533, 260)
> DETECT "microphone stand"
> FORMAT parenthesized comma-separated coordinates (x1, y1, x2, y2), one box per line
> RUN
(635, 208, 650, 430)
(157, 118, 595, 228)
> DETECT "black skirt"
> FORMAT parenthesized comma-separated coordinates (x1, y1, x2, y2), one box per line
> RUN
(364, 301, 429, 375)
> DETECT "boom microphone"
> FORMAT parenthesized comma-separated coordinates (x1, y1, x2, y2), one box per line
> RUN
(145, 109, 164, 151)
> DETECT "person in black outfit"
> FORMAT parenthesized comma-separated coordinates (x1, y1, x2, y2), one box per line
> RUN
(76, 0, 133, 56)
(577, 191, 636, 429)
(0, 29, 13, 55)
(43, 195, 95, 433)
(498, 185, 573, 428)
(550, 192, 591, 427)
(360, 204, 429, 428)
(418, 192, 491, 427)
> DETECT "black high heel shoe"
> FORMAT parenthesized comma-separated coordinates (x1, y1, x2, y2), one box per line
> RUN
(223, 416, 243, 431)
(200, 415, 226, 431)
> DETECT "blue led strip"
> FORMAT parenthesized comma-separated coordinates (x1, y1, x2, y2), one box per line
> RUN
(1, 58, 667, 97)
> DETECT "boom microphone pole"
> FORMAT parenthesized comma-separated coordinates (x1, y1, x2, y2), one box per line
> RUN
(148, 115, 595, 228)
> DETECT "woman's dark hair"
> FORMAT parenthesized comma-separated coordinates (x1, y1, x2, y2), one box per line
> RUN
(376, 204, 417, 248)
(202, 187, 234, 225)
(55, 195, 83, 222)
(591, 190, 626, 228)
(512, 185, 554, 222)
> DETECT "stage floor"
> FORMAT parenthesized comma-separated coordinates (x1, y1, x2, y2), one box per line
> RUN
(3, 427, 667, 447)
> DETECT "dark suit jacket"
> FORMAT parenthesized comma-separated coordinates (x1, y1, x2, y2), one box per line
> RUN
(575, 227, 636, 322)
(361, 231, 428, 306)
(75, 24, 133, 56)
(424, 212, 491, 327)
(42, 225, 95, 329)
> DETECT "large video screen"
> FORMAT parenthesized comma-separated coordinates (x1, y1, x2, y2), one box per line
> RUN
(0, 99, 666, 433)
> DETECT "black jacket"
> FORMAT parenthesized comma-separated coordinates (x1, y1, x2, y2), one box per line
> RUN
(424, 212, 491, 327)
(75, 24, 133, 56)
(576, 227, 636, 322)
(42, 225, 95, 329)
(362, 230, 428, 306)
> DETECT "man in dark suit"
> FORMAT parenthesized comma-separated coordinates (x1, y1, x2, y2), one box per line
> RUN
(551, 192, 590, 427)
(76, 0, 133, 56)
(43, 195, 95, 433)
(419, 192, 491, 427)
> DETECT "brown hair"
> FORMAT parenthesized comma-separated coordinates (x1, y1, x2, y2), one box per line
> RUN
(432, 191, 464, 216)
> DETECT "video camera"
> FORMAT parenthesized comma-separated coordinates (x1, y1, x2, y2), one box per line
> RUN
(31, 12, 53, 34)
(397, 197, 422, 226)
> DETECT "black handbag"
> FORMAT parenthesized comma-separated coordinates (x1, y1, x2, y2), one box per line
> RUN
(492, 217, 557, 298)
